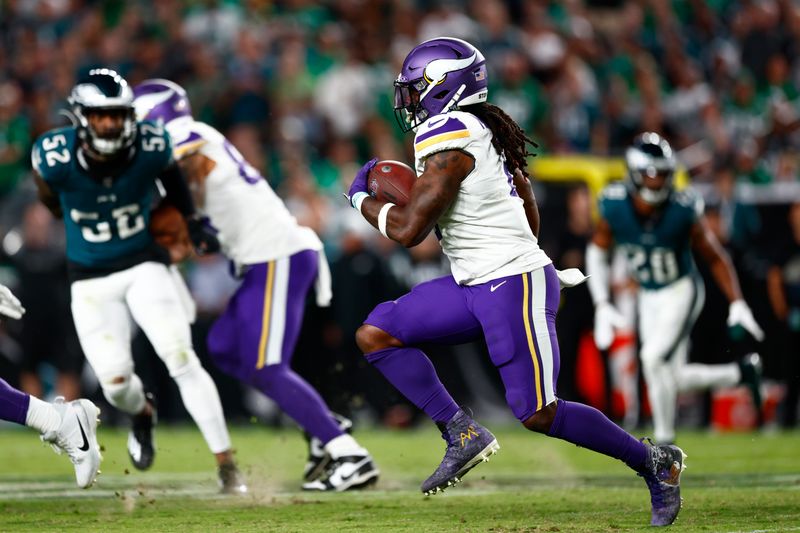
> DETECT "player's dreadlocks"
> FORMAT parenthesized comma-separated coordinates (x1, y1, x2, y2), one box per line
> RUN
(466, 102, 538, 178)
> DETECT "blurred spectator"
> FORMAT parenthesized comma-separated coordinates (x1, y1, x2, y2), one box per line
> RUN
(766, 203, 800, 427)
(0, 81, 30, 197)
(3, 202, 82, 400)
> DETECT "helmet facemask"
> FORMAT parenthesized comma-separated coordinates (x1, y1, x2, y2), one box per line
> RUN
(68, 69, 137, 160)
(74, 105, 137, 159)
(629, 165, 674, 205)
(393, 78, 427, 132)
(625, 132, 676, 206)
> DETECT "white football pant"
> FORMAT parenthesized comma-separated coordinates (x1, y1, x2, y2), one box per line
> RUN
(71, 261, 231, 453)
(638, 275, 740, 443)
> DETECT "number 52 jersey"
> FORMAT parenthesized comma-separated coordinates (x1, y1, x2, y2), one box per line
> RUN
(598, 182, 704, 290)
(31, 121, 172, 269)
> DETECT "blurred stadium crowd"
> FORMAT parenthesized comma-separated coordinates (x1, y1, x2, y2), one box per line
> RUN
(0, 0, 798, 430)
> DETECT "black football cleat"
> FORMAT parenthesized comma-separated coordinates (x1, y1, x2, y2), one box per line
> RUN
(301, 453, 379, 492)
(738, 353, 763, 415)
(303, 413, 353, 482)
(127, 393, 156, 471)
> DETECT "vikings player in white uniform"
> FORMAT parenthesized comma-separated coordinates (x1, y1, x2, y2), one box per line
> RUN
(133, 80, 379, 492)
(348, 37, 686, 527)
(587, 132, 764, 445)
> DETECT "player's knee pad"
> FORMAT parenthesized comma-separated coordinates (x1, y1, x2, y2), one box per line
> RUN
(100, 372, 146, 414)
(163, 348, 202, 379)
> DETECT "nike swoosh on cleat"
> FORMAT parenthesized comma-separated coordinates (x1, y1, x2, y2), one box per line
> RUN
(490, 281, 507, 292)
(76, 417, 90, 452)
(339, 470, 358, 483)
(337, 458, 371, 483)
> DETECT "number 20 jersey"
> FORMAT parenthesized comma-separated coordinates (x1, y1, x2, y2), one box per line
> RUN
(31, 122, 172, 269)
(598, 182, 703, 290)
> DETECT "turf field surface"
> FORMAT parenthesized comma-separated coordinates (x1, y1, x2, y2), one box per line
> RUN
(1, 425, 798, 532)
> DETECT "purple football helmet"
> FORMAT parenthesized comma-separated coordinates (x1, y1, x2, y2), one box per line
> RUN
(394, 37, 488, 132)
(132, 79, 192, 126)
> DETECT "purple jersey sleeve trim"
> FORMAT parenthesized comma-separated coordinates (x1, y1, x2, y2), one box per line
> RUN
(415, 117, 468, 144)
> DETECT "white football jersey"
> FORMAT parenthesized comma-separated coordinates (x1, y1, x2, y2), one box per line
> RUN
(413, 110, 551, 285)
(167, 120, 322, 264)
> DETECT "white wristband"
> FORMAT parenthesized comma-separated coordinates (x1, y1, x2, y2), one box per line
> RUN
(378, 202, 395, 239)
(351, 191, 369, 213)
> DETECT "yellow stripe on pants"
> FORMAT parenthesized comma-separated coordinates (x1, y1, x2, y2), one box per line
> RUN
(256, 261, 276, 369)
(522, 273, 543, 411)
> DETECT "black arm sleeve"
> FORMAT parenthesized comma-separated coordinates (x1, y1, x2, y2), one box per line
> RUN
(158, 162, 195, 217)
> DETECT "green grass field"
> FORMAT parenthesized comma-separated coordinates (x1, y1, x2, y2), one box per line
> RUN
(1, 424, 798, 532)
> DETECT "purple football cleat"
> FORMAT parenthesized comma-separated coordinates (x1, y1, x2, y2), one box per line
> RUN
(421, 409, 500, 495)
(639, 439, 687, 526)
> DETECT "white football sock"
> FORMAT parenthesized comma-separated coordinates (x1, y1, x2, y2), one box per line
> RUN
(172, 363, 231, 454)
(677, 363, 739, 391)
(25, 396, 62, 434)
(643, 363, 678, 444)
(324, 434, 366, 459)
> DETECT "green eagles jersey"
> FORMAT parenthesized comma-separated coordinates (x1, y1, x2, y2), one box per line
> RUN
(32, 121, 172, 269)
(598, 182, 703, 290)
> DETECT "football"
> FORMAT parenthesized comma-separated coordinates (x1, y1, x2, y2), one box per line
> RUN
(368, 160, 416, 207)
(150, 203, 192, 263)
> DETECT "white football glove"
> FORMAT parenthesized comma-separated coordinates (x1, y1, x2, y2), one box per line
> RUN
(727, 299, 764, 342)
(0, 284, 25, 320)
(594, 301, 627, 350)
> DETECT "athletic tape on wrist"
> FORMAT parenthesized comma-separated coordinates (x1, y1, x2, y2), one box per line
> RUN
(352, 192, 369, 213)
(378, 203, 395, 239)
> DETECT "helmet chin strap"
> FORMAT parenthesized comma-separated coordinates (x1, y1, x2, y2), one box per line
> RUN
(639, 187, 669, 205)
(91, 137, 125, 155)
(59, 108, 79, 127)
(443, 84, 466, 113)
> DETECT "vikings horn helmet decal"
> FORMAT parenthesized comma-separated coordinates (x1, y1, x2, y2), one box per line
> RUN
(394, 37, 488, 132)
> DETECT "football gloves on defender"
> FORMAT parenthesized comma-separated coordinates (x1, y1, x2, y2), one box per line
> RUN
(593, 301, 627, 350)
(727, 299, 764, 342)
(0, 284, 25, 320)
(347, 158, 378, 209)
(187, 216, 221, 255)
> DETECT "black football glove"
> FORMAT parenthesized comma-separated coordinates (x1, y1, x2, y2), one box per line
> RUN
(187, 215, 220, 255)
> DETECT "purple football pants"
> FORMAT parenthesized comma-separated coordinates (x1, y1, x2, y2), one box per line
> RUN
(366, 264, 560, 421)
(0, 377, 29, 425)
(207, 249, 342, 444)
(364, 263, 648, 471)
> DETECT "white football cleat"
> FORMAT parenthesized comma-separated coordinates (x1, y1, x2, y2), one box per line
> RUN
(41, 397, 103, 489)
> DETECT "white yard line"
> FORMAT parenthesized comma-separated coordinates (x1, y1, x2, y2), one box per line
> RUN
(727, 526, 800, 533)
